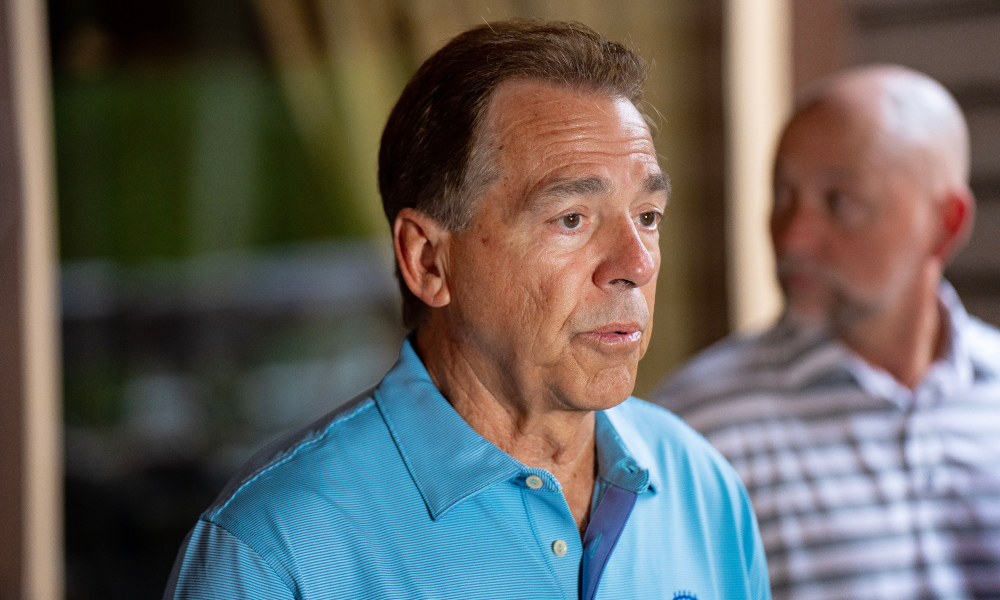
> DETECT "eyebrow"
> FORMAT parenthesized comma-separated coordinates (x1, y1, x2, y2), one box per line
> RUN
(543, 176, 610, 198)
(526, 172, 671, 212)
(645, 172, 671, 196)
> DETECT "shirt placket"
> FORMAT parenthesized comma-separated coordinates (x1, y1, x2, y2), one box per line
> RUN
(515, 469, 582, 600)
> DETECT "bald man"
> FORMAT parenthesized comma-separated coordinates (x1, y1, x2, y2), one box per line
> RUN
(654, 65, 1000, 599)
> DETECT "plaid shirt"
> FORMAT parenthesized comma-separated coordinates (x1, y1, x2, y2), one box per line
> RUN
(655, 284, 1000, 600)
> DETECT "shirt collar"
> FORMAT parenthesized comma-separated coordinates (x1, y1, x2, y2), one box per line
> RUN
(936, 280, 975, 387)
(596, 408, 657, 494)
(375, 339, 654, 520)
(374, 339, 522, 520)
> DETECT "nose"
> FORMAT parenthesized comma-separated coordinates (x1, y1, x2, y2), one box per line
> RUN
(594, 216, 657, 290)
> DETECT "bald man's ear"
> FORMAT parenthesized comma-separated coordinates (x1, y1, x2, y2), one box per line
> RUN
(394, 208, 452, 309)
(935, 187, 975, 264)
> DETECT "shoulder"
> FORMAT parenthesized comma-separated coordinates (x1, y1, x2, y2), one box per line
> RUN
(652, 325, 777, 406)
(667, 325, 798, 385)
(648, 322, 853, 443)
(203, 386, 388, 527)
(173, 385, 400, 593)
(654, 322, 835, 406)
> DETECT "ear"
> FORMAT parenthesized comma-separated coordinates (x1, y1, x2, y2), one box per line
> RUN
(394, 208, 452, 309)
(934, 186, 975, 263)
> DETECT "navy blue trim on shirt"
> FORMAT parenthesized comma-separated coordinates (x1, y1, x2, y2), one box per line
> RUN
(580, 484, 638, 600)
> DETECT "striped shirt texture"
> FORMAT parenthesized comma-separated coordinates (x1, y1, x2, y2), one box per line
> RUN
(654, 284, 1000, 600)
(164, 338, 770, 599)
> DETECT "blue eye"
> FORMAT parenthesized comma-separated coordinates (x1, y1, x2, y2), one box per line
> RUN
(560, 213, 582, 229)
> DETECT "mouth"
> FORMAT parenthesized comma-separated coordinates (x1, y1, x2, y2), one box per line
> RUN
(578, 324, 643, 346)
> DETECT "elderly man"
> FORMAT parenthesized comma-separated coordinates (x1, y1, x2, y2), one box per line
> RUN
(656, 65, 1000, 599)
(163, 20, 768, 599)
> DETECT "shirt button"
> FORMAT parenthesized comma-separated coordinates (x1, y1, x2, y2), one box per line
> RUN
(552, 540, 568, 557)
(526, 475, 543, 489)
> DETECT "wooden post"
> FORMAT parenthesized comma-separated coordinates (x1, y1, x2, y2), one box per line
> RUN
(0, 0, 63, 597)
(723, 0, 790, 332)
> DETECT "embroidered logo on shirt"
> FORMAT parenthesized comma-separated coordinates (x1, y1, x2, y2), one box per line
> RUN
(673, 591, 697, 600)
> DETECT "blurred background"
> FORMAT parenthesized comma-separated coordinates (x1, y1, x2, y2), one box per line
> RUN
(1, 0, 999, 598)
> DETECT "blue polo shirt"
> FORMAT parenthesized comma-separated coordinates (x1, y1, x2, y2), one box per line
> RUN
(164, 340, 770, 599)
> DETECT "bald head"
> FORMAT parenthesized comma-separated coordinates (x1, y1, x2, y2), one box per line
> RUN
(770, 65, 976, 335)
(794, 65, 970, 193)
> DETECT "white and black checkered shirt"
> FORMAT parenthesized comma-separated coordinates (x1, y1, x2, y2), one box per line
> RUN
(654, 284, 1000, 600)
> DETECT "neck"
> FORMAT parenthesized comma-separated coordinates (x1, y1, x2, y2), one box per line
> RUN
(838, 274, 945, 390)
(413, 320, 597, 533)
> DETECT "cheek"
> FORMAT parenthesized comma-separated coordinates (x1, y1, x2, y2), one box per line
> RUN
(834, 244, 892, 291)
(451, 237, 511, 312)
(527, 257, 586, 326)
(453, 235, 549, 330)
(836, 228, 920, 292)
(853, 193, 937, 279)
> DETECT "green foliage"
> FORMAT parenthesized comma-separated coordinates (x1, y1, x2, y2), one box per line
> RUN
(53, 61, 374, 264)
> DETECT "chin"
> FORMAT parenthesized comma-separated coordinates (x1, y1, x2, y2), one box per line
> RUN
(579, 365, 636, 410)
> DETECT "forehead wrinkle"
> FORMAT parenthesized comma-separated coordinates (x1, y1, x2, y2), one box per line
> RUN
(484, 82, 662, 222)
(498, 114, 604, 149)
(495, 95, 650, 148)
(488, 91, 656, 167)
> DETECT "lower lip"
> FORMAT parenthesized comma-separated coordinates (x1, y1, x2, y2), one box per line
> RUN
(578, 330, 642, 346)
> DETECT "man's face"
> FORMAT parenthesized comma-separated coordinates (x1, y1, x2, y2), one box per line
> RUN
(444, 80, 667, 412)
(771, 101, 939, 331)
